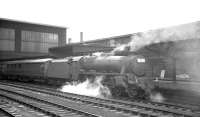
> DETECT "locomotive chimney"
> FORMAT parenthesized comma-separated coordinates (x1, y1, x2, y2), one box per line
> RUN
(80, 32, 83, 43)
(68, 38, 72, 44)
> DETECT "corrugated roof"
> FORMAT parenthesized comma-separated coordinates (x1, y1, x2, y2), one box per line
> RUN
(0, 18, 67, 29)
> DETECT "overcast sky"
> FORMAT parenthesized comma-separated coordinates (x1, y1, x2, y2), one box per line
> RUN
(1, 0, 200, 43)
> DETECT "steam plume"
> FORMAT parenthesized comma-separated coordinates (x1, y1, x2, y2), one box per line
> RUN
(150, 92, 165, 102)
(60, 76, 111, 98)
(113, 21, 200, 53)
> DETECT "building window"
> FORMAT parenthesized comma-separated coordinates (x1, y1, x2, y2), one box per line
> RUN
(21, 30, 58, 53)
(109, 40, 115, 47)
(0, 28, 15, 51)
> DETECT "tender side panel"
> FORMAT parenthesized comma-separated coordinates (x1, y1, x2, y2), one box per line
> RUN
(47, 61, 70, 79)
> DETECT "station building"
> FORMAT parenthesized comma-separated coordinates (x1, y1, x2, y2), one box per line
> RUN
(0, 18, 67, 60)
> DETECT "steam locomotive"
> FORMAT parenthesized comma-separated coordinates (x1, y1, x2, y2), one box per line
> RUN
(0, 55, 154, 98)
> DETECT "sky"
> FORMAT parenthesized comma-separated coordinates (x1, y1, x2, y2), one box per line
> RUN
(1, 0, 200, 43)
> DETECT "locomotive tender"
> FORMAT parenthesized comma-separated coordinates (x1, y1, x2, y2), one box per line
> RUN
(0, 55, 153, 98)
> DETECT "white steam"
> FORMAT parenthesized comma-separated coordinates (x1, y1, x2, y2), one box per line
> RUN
(92, 51, 112, 57)
(111, 44, 128, 54)
(150, 92, 165, 103)
(113, 21, 200, 53)
(60, 76, 111, 98)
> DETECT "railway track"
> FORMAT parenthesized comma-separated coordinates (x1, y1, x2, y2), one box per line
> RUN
(0, 105, 15, 117)
(0, 81, 200, 117)
(0, 96, 51, 117)
(3, 81, 199, 111)
(0, 108, 14, 117)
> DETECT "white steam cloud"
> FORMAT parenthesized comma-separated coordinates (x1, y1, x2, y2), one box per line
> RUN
(113, 21, 200, 53)
(150, 92, 165, 103)
(60, 76, 111, 98)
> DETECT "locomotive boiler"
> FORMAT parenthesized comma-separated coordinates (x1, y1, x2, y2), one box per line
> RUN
(81, 55, 147, 75)
(0, 55, 152, 98)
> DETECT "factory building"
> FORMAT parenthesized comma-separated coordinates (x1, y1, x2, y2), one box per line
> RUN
(83, 34, 132, 47)
(0, 18, 67, 60)
(49, 34, 132, 57)
(49, 43, 114, 57)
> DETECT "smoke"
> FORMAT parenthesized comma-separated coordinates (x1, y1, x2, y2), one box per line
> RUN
(91, 52, 104, 56)
(111, 44, 128, 54)
(113, 21, 200, 54)
(59, 76, 111, 98)
(92, 51, 113, 57)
